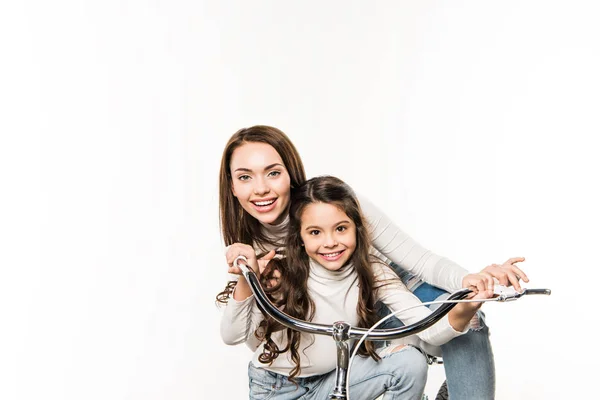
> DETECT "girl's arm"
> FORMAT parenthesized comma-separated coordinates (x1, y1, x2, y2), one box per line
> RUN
(358, 194, 467, 292)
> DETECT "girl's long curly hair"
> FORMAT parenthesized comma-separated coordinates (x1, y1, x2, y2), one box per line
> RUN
(256, 176, 385, 380)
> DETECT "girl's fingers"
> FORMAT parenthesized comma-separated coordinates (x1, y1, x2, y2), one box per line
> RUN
(479, 271, 495, 293)
(474, 276, 486, 294)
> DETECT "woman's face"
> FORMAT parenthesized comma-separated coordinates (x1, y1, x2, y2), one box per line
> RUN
(230, 142, 292, 225)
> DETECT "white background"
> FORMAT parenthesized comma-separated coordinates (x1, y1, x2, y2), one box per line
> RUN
(1, 1, 599, 399)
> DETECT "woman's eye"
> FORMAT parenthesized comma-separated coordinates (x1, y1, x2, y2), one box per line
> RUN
(267, 170, 281, 177)
(238, 175, 251, 181)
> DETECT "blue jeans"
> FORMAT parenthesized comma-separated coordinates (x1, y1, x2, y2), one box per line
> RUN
(248, 345, 427, 399)
(377, 264, 496, 400)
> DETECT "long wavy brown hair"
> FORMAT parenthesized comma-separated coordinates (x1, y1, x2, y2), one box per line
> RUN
(256, 176, 385, 379)
(216, 125, 306, 303)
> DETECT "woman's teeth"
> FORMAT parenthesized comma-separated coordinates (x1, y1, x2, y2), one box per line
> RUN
(253, 199, 275, 206)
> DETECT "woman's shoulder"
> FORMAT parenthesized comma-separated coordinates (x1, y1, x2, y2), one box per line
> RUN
(369, 257, 400, 281)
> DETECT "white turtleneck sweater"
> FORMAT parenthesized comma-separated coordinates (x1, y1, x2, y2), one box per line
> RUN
(246, 193, 468, 293)
(221, 258, 467, 377)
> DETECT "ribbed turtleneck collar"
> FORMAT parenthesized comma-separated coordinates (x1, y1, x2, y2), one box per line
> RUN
(309, 257, 355, 281)
(259, 214, 290, 243)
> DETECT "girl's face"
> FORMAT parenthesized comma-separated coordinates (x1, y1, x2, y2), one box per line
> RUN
(299, 202, 357, 271)
(230, 142, 292, 225)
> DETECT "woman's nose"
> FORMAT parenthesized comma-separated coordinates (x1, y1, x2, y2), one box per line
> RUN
(253, 177, 270, 195)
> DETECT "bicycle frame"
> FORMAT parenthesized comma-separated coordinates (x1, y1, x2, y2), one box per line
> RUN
(234, 257, 551, 400)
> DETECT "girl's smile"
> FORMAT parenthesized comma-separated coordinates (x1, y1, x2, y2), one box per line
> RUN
(318, 249, 346, 262)
(300, 202, 357, 271)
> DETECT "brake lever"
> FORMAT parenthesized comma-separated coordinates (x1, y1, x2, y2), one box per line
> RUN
(494, 285, 552, 302)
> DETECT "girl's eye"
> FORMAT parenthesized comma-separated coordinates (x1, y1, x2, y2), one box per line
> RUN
(267, 170, 281, 177)
(336, 226, 347, 232)
(309, 230, 320, 236)
(238, 175, 251, 181)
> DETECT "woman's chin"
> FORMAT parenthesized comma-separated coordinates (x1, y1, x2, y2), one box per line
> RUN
(252, 210, 281, 225)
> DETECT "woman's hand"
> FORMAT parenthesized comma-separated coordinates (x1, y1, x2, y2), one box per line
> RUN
(225, 244, 277, 277)
(482, 257, 529, 292)
(224, 245, 277, 301)
(225, 243, 260, 276)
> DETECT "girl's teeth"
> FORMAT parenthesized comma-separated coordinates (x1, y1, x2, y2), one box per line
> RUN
(324, 251, 341, 257)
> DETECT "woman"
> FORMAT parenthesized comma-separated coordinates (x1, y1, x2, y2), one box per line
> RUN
(216, 125, 528, 400)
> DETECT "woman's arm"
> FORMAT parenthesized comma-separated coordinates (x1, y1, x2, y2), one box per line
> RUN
(220, 291, 264, 345)
(372, 263, 470, 346)
(220, 244, 275, 345)
(358, 194, 468, 292)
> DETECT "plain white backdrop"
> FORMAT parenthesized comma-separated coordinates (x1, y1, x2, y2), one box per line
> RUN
(1, 1, 599, 399)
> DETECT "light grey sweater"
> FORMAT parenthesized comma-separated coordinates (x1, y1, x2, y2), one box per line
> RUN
(221, 258, 466, 377)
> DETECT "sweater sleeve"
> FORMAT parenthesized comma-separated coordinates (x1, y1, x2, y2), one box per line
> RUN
(358, 193, 468, 292)
(220, 288, 264, 346)
(372, 263, 467, 346)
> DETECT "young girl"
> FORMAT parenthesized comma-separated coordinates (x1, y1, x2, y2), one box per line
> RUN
(216, 125, 528, 399)
(221, 176, 493, 399)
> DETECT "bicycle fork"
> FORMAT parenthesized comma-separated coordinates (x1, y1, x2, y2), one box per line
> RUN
(330, 321, 351, 400)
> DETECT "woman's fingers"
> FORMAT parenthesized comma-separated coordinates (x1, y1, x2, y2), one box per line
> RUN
(482, 265, 509, 286)
(504, 257, 526, 265)
(501, 257, 529, 291)
(225, 243, 259, 274)
(258, 249, 276, 273)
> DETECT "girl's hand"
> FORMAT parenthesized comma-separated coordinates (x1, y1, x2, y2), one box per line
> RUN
(481, 257, 529, 292)
(452, 276, 496, 325)
(225, 243, 260, 276)
(461, 272, 494, 297)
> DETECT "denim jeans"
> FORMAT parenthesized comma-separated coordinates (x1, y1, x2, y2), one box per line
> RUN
(247, 345, 427, 399)
(377, 263, 496, 400)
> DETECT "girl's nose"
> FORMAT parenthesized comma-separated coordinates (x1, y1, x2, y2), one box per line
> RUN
(323, 234, 338, 248)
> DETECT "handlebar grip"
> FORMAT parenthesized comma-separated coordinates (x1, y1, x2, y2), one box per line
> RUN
(234, 255, 250, 274)
(523, 288, 551, 296)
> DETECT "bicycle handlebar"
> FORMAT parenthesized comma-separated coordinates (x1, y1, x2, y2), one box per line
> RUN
(233, 255, 551, 400)
(236, 256, 471, 341)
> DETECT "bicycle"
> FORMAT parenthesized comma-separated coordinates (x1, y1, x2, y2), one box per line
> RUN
(233, 255, 551, 400)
